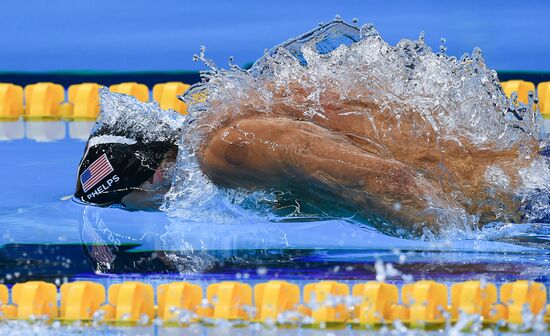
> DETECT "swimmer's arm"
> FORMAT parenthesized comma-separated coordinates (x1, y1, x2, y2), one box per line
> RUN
(200, 116, 455, 230)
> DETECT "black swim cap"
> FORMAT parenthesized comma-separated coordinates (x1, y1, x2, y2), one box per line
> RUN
(74, 88, 184, 206)
(74, 139, 177, 205)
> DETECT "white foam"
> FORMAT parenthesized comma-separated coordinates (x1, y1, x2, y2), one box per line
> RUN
(97, 88, 185, 144)
(88, 134, 137, 147)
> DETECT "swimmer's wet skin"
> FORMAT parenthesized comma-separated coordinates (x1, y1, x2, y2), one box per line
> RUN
(75, 20, 546, 235)
(200, 116, 455, 232)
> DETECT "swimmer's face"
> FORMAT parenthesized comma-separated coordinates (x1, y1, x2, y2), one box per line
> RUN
(120, 156, 176, 210)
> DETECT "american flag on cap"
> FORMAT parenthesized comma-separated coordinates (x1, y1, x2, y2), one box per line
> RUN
(80, 153, 114, 192)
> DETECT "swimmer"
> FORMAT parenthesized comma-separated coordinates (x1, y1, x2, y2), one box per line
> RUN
(74, 21, 543, 233)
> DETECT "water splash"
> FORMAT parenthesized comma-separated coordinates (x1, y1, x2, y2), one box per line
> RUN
(97, 88, 184, 144)
(171, 19, 546, 237)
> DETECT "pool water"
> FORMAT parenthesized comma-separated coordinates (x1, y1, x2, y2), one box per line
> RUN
(1, 136, 549, 287)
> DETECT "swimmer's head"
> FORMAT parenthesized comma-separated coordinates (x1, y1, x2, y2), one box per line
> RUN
(74, 88, 184, 208)
(74, 137, 178, 208)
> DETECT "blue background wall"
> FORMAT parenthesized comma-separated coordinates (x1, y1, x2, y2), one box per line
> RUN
(0, 0, 548, 72)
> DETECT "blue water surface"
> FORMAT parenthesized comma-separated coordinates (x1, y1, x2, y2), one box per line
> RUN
(0, 137, 549, 286)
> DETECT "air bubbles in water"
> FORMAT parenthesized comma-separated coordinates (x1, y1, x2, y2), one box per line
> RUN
(418, 31, 425, 43)
(439, 37, 447, 54)
(528, 90, 536, 106)
(472, 46, 483, 63)
(511, 92, 519, 105)
(193, 45, 217, 70)
(360, 23, 379, 39)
